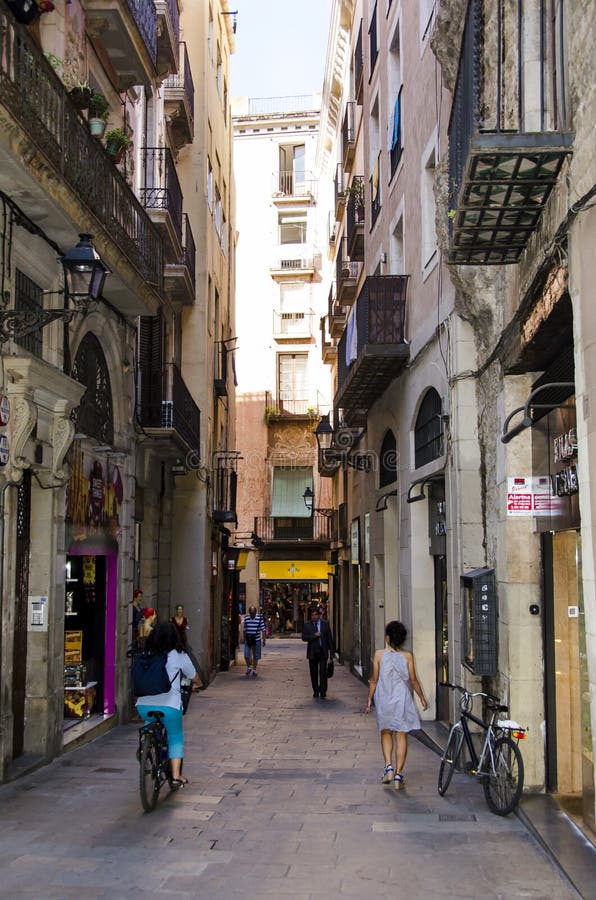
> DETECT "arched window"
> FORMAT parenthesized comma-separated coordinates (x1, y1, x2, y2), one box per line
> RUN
(414, 388, 443, 468)
(71, 333, 114, 445)
(379, 430, 397, 487)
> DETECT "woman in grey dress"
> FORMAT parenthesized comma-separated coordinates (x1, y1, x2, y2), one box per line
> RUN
(365, 621, 428, 789)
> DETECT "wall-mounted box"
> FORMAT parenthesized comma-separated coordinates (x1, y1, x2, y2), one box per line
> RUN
(461, 568, 497, 676)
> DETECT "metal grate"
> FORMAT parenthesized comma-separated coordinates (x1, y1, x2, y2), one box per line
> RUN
(14, 269, 43, 358)
(414, 388, 444, 468)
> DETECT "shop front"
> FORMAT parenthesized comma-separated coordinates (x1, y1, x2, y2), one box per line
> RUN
(532, 386, 595, 833)
(258, 560, 330, 636)
(63, 442, 123, 727)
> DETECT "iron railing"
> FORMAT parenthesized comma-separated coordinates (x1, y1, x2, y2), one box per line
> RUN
(347, 176, 365, 255)
(276, 170, 316, 198)
(0, 10, 163, 294)
(247, 95, 320, 115)
(265, 391, 317, 418)
(337, 276, 409, 390)
(334, 162, 345, 215)
(138, 361, 200, 452)
(182, 212, 196, 290)
(336, 236, 359, 290)
(354, 20, 364, 102)
(126, 0, 157, 65)
(369, 153, 381, 227)
(342, 101, 355, 165)
(212, 452, 239, 523)
(163, 41, 195, 123)
(254, 515, 332, 543)
(141, 147, 183, 243)
(272, 309, 314, 337)
(448, 0, 569, 214)
(163, 0, 180, 47)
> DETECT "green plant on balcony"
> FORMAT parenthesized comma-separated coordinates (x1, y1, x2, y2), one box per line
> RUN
(88, 91, 109, 137)
(306, 406, 318, 421)
(264, 405, 279, 424)
(105, 128, 131, 163)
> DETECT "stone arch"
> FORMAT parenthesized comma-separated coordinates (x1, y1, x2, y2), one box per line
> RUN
(71, 332, 114, 445)
(414, 387, 444, 469)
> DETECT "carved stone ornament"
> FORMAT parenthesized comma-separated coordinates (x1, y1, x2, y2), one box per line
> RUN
(52, 415, 75, 482)
(5, 396, 37, 483)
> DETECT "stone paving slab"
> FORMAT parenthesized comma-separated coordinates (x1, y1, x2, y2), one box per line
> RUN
(0, 639, 581, 899)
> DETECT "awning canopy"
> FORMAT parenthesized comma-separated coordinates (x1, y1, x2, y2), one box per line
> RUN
(259, 560, 330, 581)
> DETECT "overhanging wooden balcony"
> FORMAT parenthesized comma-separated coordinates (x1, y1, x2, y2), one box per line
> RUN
(0, 9, 164, 316)
(448, 0, 573, 265)
(335, 276, 410, 419)
(82, 0, 157, 90)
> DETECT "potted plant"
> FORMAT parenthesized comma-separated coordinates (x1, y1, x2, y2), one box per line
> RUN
(68, 80, 92, 110)
(105, 128, 130, 164)
(88, 91, 109, 138)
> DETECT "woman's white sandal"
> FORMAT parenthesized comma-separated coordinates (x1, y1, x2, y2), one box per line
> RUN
(382, 765, 394, 783)
(393, 773, 405, 790)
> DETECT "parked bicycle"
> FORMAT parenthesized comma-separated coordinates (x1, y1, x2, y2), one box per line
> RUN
(137, 679, 194, 812)
(437, 682, 526, 816)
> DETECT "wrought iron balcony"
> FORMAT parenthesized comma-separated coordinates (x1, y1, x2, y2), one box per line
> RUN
(155, 0, 180, 77)
(140, 147, 183, 262)
(165, 213, 196, 304)
(336, 237, 359, 304)
(264, 391, 318, 420)
(270, 255, 319, 278)
(335, 276, 410, 419)
(137, 361, 200, 453)
(354, 20, 364, 105)
(272, 309, 314, 341)
(273, 170, 317, 202)
(342, 101, 356, 169)
(321, 315, 336, 365)
(212, 452, 239, 524)
(164, 42, 195, 150)
(328, 284, 347, 339)
(334, 163, 346, 219)
(346, 177, 365, 261)
(448, 0, 573, 265)
(254, 515, 332, 544)
(0, 10, 163, 313)
(81, 0, 157, 89)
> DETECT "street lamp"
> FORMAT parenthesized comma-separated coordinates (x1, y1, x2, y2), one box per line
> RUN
(302, 486, 334, 518)
(59, 234, 110, 310)
(314, 414, 372, 473)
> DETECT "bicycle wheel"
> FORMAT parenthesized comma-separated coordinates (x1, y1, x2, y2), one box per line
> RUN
(139, 732, 160, 812)
(483, 736, 524, 815)
(438, 727, 463, 796)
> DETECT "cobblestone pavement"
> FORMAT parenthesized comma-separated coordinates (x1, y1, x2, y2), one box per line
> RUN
(0, 640, 579, 899)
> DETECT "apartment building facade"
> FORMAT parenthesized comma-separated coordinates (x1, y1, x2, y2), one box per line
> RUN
(232, 95, 334, 635)
(321, 0, 596, 832)
(0, 0, 236, 781)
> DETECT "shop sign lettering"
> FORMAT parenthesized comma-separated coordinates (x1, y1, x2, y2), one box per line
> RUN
(553, 465, 579, 497)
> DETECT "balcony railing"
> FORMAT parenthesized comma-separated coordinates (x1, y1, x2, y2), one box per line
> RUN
(448, 0, 572, 265)
(346, 177, 365, 260)
(334, 162, 346, 218)
(138, 362, 200, 452)
(369, 153, 381, 228)
(336, 237, 359, 303)
(265, 391, 318, 419)
(272, 310, 314, 339)
(275, 170, 317, 199)
(163, 41, 195, 149)
(0, 11, 163, 296)
(354, 20, 364, 104)
(126, 0, 157, 63)
(342, 101, 356, 169)
(155, 0, 180, 76)
(182, 213, 196, 289)
(254, 515, 332, 543)
(140, 146, 183, 255)
(328, 284, 347, 339)
(212, 452, 239, 523)
(336, 276, 410, 419)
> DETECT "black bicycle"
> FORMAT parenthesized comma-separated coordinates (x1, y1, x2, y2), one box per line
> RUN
(437, 682, 526, 816)
(137, 679, 194, 812)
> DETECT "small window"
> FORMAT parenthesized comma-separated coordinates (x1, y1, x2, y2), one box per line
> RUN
(421, 142, 437, 269)
(14, 269, 43, 358)
(414, 388, 443, 468)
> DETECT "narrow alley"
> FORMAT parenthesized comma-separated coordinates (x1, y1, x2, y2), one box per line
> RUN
(0, 642, 578, 899)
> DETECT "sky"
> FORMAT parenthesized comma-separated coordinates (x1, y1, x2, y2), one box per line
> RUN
(229, 0, 332, 100)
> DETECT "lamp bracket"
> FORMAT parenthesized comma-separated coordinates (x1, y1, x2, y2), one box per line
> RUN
(0, 307, 75, 343)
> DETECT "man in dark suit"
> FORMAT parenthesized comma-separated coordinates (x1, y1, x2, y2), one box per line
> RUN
(302, 607, 334, 699)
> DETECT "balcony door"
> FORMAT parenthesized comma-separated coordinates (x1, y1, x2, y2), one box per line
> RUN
(279, 143, 305, 195)
(278, 352, 308, 415)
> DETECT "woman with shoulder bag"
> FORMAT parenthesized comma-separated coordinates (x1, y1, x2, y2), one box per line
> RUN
(136, 622, 201, 786)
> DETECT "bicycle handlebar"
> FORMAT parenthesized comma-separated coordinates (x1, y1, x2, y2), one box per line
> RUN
(439, 682, 506, 709)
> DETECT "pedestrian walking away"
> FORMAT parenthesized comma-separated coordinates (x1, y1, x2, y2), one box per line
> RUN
(366, 620, 428, 789)
(242, 606, 266, 677)
(135, 622, 201, 785)
(302, 606, 334, 698)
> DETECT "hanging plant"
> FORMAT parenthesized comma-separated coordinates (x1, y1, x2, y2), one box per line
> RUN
(105, 128, 131, 164)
